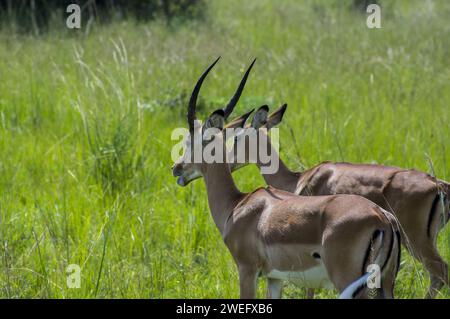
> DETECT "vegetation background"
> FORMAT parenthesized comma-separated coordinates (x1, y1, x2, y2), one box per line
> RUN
(0, 0, 448, 298)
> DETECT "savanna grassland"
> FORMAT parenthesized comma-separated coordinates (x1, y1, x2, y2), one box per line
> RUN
(0, 0, 449, 298)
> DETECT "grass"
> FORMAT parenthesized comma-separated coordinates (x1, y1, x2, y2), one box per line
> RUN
(0, 0, 449, 298)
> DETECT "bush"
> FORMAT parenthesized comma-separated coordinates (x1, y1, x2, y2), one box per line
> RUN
(0, 0, 205, 33)
(352, 0, 379, 11)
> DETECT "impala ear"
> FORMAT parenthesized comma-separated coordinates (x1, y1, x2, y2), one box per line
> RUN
(251, 105, 269, 129)
(224, 109, 255, 129)
(203, 109, 225, 132)
(265, 103, 287, 130)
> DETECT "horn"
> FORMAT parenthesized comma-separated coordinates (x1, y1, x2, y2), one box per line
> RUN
(188, 57, 221, 132)
(223, 58, 257, 119)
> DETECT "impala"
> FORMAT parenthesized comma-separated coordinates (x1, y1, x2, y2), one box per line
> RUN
(225, 103, 450, 298)
(172, 58, 401, 299)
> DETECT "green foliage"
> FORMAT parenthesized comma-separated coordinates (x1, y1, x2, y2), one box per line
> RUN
(0, 0, 205, 33)
(0, 0, 449, 298)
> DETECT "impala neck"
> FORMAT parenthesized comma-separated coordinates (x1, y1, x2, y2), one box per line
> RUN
(201, 140, 243, 235)
(257, 131, 300, 193)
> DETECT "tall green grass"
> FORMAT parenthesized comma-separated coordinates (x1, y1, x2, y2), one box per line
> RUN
(0, 0, 449, 298)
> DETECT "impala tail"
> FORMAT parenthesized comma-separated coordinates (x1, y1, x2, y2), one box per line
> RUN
(438, 180, 450, 226)
(339, 226, 401, 299)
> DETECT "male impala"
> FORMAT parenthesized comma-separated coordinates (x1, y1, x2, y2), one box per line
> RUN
(172, 58, 401, 298)
(226, 104, 450, 298)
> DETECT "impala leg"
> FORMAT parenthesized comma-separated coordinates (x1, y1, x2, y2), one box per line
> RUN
(266, 278, 283, 299)
(415, 243, 449, 298)
(424, 254, 448, 299)
(238, 267, 258, 299)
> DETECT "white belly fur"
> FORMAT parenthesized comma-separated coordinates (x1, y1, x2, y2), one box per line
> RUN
(266, 263, 333, 289)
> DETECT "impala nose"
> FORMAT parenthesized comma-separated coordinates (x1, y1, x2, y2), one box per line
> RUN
(172, 164, 182, 177)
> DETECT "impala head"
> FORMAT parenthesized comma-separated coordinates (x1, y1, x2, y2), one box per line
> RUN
(172, 57, 256, 186)
(229, 103, 287, 172)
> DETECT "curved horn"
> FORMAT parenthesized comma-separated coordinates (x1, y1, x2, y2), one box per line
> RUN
(223, 58, 257, 119)
(188, 57, 221, 132)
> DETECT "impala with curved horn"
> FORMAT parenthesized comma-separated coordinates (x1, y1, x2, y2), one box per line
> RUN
(172, 58, 401, 299)
(178, 57, 256, 186)
(227, 103, 450, 299)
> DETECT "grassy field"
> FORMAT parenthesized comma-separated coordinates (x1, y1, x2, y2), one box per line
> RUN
(0, 0, 449, 298)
